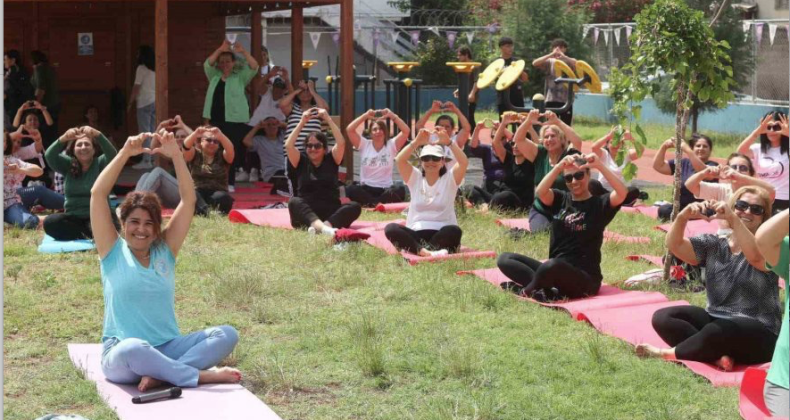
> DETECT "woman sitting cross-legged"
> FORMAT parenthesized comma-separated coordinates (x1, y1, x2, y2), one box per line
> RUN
(344, 108, 410, 207)
(497, 153, 628, 301)
(91, 131, 241, 392)
(135, 115, 193, 209)
(636, 188, 781, 370)
(588, 126, 644, 206)
(44, 126, 118, 240)
(286, 108, 366, 241)
(4, 130, 46, 229)
(384, 127, 469, 256)
(182, 125, 235, 215)
(7, 126, 64, 212)
(462, 119, 509, 209)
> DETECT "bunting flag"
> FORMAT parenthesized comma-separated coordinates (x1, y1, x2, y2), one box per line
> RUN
(390, 30, 399, 44)
(755, 22, 764, 47)
(332, 32, 340, 46)
(743, 21, 752, 34)
(446, 31, 457, 49)
(769, 24, 778, 46)
(309, 32, 321, 50)
(410, 30, 420, 45)
(487, 23, 499, 34)
(428, 26, 440, 37)
(594, 27, 600, 44)
(603, 29, 609, 46)
(465, 32, 475, 44)
(626, 26, 633, 40)
(373, 29, 381, 47)
(582, 26, 590, 40)
(354, 20, 362, 38)
(613, 27, 621, 46)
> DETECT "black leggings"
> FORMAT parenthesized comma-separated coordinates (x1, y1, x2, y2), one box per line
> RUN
(195, 188, 234, 216)
(497, 253, 601, 298)
(588, 179, 641, 206)
(465, 185, 527, 212)
(43, 212, 119, 241)
(288, 197, 361, 229)
(384, 223, 462, 254)
(212, 121, 249, 187)
(345, 183, 407, 208)
(652, 305, 777, 364)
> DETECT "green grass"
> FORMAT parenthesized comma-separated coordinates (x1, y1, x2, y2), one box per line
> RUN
(3, 195, 745, 419)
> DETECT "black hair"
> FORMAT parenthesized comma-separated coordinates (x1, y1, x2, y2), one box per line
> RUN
(306, 132, 329, 150)
(30, 50, 48, 65)
(65, 134, 99, 178)
(218, 51, 236, 63)
(550, 38, 569, 50)
(727, 152, 755, 176)
(4, 132, 12, 155)
(689, 133, 713, 151)
(137, 45, 155, 71)
(457, 46, 473, 59)
(5, 50, 22, 66)
(435, 115, 456, 129)
(759, 111, 789, 155)
(21, 109, 42, 125)
(498, 37, 514, 47)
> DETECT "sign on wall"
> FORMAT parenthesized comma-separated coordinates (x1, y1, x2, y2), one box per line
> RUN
(78, 32, 94, 56)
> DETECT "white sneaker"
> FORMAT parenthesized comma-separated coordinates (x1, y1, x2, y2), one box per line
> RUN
(132, 160, 153, 170)
(228, 185, 236, 193)
(307, 227, 317, 235)
(249, 168, 260, 183)
(235, 170, 249, 182)
(624, 269, 663, 287)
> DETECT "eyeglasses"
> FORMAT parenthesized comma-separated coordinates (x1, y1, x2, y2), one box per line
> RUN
(563, 171, 586, 183)
(201, 138, 219, 144)
(305, 143, 324, 150)
(420, 155, 442, 162)
(733, 200, 765, 216)
(767, 124, 782, 132)
(730, 164, 750, 174)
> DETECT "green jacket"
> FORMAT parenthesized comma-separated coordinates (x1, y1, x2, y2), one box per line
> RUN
(202, 58, 258, 123)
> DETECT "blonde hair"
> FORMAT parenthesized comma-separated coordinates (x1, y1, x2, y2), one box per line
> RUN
(728, 186, 772, 221)
(539, 124, 567, 149)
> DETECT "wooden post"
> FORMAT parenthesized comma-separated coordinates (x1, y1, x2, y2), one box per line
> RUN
(250, 4, 263, 112)
(155, 0, 168, 125)
(340, 0, 354, 180)
(291, 7, 303, 82)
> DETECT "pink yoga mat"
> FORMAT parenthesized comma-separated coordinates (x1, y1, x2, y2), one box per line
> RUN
(496, 219, 650, 244)
(656, 219, 719, 236)
(576, 302, 752, 387)
(228, 208, 400, 232)
(620, 205, 660, 220)
(364, 229, 496, 265)
(67, 344, 283, 420)
(373, 202, 410, 213)
(458, 268, 668, 319)
(739, 365, 786, 420)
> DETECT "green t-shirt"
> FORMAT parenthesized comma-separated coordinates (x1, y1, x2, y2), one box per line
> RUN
(767, 236, 789, 389)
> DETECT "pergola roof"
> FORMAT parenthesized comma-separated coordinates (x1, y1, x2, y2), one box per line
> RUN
(5, 0, 342, 15)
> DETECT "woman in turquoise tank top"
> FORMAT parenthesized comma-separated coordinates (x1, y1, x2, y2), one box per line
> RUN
(90, 130, 241, 391)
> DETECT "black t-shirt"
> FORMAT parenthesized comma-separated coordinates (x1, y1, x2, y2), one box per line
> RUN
(502, 146, 535, 207)
(289, 152, 340, 206)
(669, 158, 719, 208)
(497, 57, 525, 107)
(210, 80, 226, 124)
(544, 190, 620, 281)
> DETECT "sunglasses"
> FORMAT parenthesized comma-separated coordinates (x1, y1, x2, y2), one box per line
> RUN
(563, 171, 586, 183)
(733, 200, 765, 216)
(201, 138, 219, 144)
(420, 155, 443, 162)
(767, 124, 782, 132)
(730, 164, 750, 173)
(305, 143, 324, 150)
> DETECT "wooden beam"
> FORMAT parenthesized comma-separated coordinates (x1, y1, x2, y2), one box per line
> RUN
(250, 3, 262, 112)
(155, 0, 168, 125)
(291, 6, 304, 82)
(340, 0, 354, 180)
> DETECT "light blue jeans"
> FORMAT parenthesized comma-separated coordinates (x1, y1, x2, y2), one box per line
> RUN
(136, 167, 181, 208)
(101, 325, 239, 388)
(4, 203, 39, 229)
(137, 103, 156, 164)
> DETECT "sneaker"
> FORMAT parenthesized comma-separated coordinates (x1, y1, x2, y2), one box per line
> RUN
(132, 160, 153, 170)
(235, 170, 249, 182)
(249, 168, 260, 183)
(499, 281, 521, 293)
(624, 269, 663, 288)
(526, 289, 549, 302)
(333, 228, 371, 243)
(638, 191, 649, 201)
(228, 185, 236, 193)
(307, 226, 318, 235)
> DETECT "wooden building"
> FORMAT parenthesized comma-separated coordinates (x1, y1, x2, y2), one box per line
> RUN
(4, 0, 355, 164)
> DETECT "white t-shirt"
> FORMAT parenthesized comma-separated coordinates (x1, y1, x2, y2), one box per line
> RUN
(14, 143, 45, 168)
(696, 182, 733, 202)
(595, 148, 629, 191)
(358, 137, 398, 188)
(405, 166, 460, 231)
(248, 90, 286, 126)
(133, 65, 156, 108)
(750, 144, 789, 200)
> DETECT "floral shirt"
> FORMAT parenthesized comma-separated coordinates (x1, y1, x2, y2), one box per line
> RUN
(4, 156, 33, 209)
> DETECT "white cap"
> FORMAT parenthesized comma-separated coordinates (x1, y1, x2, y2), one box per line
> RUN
(419, 144, 445, 158)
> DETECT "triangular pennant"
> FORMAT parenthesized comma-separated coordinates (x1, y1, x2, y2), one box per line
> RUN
(465, 32, 475, 44)
(309, 32, 321, 50)
(332, 32, 340, 46)
(410, 30, 420, 46)
(626, 26, 633, 39)
(613, 27, 621, 46)
(390, 30, 399, 44)
(373, 29, 381, 47)
(428, 26, 440, 37)
(755, 22, 764, 47)
(446, 31, 457, 49)
(742, 21, 752, 34)
(487, 23, 499, 34)
(603, 29, 609, 46)
(582, 26, 590, 40)
(594, 27, 600, 44)
(769, 24, 778, 46)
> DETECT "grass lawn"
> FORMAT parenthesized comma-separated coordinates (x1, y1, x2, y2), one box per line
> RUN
(3, 184, 747, 419)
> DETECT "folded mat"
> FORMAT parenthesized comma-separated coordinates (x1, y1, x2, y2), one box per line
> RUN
(38, 235, 95, 254)
(620, 205, 660, 219)
(496, 219, 650, 244)
(373, 202, 410, 213)
(656, 219, 719, 236)
(364, 229, 496, 265)
(68, 344, 283, 420)
(577, 301, 752, 387)
(739, 365, 785, 420)
(228, 208, 400, 232)
(625, 254, 664, 266)
(458, 268, 668, 318)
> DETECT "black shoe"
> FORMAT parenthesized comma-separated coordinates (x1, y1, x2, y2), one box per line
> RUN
(639, 191, 650, 201)
(527, 289, 548, 302)
(500, 281, 521, 293)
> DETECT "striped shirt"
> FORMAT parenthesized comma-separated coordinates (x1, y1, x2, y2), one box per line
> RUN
(283, 102, 323, 156)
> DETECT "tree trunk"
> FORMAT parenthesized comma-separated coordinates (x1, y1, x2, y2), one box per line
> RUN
(691, 105, 699, 134)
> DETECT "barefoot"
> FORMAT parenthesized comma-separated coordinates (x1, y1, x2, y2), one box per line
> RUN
(418, 248, 431, 257)
(715, 355, 734, 372)
(138, 376, 164, 392)
(477, 203, 490, 214)
(199, 367, 243, 385)
(635, 343, 661, 358)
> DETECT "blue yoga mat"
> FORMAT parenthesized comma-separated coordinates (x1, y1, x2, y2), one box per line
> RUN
(38, 235, 96, 254)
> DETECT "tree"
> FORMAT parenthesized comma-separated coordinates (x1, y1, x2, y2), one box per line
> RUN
(652, 0, 754, 132)
(567, 0, 653, 23)
(609, 0, 735, 280)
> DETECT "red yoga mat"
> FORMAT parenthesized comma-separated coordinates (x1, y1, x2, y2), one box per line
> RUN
(496, 219, 651, 244)
(739, 365, 786, 420)
(620, 205, 660, 220)
(67, 344, 283, 420)
(373, 202, 410, 213)
(228, 208, 400, 232)
(364, 229, 496, 265)
(656, 219, 719, 236)
(576, 301, 753, 387)
(458, 268, 668, 319)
